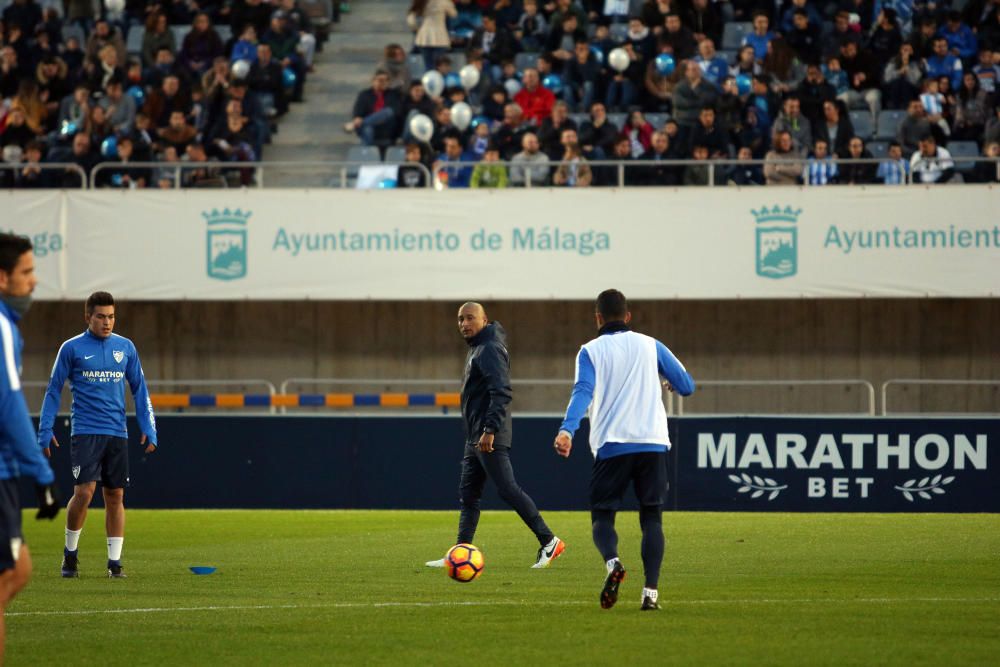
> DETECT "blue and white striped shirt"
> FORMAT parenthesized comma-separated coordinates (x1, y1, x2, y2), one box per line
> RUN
(804, 157, 838, 185)
(920, 92, 944, 116)
(876, 158, 909, 185)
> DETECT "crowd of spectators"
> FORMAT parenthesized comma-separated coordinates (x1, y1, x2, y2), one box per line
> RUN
(0, 0, 332, 187)
(349, 0, 1000, 187)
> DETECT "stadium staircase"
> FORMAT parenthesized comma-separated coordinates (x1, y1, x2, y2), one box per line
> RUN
(265, 0, 412, 186)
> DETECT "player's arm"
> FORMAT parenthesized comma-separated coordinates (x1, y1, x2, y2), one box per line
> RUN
(477, 343, 513, 452)
(37, 340, 72, 454)
(125, 342, 158, 452)
(554, 348, 596, 458)
(656, 340, 695, 396)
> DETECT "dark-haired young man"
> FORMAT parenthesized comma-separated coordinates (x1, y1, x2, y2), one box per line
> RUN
(427, 302, 564, 569)
(554, 289, 694, 610)
(38, 291, 157, 579)
(0, 233, 60, 662)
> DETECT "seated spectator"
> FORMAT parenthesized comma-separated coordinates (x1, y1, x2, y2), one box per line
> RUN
(838, 39, 881, 123)
(62, 36, 85, 78)
(64, 131, 98, 188)
(231, 25, 260, 65)
(180, 13, 224, 77)
(822, 55, 849, 99)
(795, 64, 837, 131)
(344, 70, 401, 146)
(212, 112, 258, 184)
(772, 95, 812, 154)
(624, 16, 656, 65)
(154, 145, 182, 189)
(866, 8, 902, 66)
(1, 47, 25, 100)
(400, 80, 437, 140)
(145, 75, 193, 130)
(539, 101, 577, 159)
(466, 121, 491, 160)
(509, 131, 550, 186)
(641, 0, 671, 37)
(231, 0, 274, 39)
(11, 80, 47, 135)
(839, 136, 876, 184)
(898, 99, 933, 155)
(818, 100, 853, 157)
(182, 142, 223, 187)
(159, 110, 198, 154)
(673, 60, 719, 140)
(249, 43, 288, 117)
(397, 142, 431, 188)
(100, 77, 137, 136)
(823, 11, 855, 59)
(553, 142, 591, 187)
(876, 141, 909, 185)
(685, 0, 722, 46)
(919, 77, 951, 137)
(473, 10, 517, 76)
(144, 46, 188, 91)
(937, 10, 978, 62)
(985, 105, 1000, 146)
(716, 77, 743, 136)
(688, 106, 728, 158)
(471, 143, 508, 188)
(0, 106, 36, 149)
(972, 142, 1000, 183)
(910, 134, 955, 184)
(100, 136, 150, 189)
(730, 46, 760, 79)
(779, 0, 821, 35)
(378, 44, 411, 93)
(726, 146, 765, 185)
(142, 12, 176, 69)
(762, 37, 804, 96)
(35, 56, 72, 125)
(578, 101, 619, 155)
(86, 105, 114, 147)
(662, 13, 696, 61)
(623, 110, 654, 158)
(764, 130, 803, 184)
(802, 138, 839, 185)
(737, 104, 768, 158)
(605, 42, 643, 112)
(203, 57, 233, 109)
(88, 44, 125, 95)
(15, 140, 49, 188)
(925, 36, 963, 91)
(785, 9, 820, 63)
(492, 101, 528, 159)
(429, 105, 455, 153)
(278, 0, 318, 69)
(639, 130, 681, 186)
(883, 43, 923, 111)
(683, 145, 712, 185)
(263, 10, 306, 102)
(514, 68, 556, 125)
(607, 134, 637, 185)
(643, 41, 681, 113)
(972, 48, 1000, 96)
(695, 39, 728, 90)
(434, 133, 476, 188)
(565, 39, 600, 113)
(85, 20, 126, 70)
(516, 0, 547, 52)
(742, 11, 773, 62)
(952, 72, 989, 142)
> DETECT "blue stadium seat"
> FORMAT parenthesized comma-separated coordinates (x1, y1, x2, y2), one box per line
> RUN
(645, 112, 669, 130)
(448, 52, 467, 69)
(717, 49, 737, 65)
(346, 145, 382, 177)
(722, 22, 752, 51)
(947, 141, 979, 173)
(216, 25, 233, 43)
(126, 26, 144, 55)
(876, 110, 907, 140)
(407, 53, 425, 75)
(607, 112, 626, 130)
(514, 52, 539, 72)
(848, 111, 874, 140)
(569, 113, 590, 127)
(172, 25, 191, 46)
(609, 23, 629, 43)
(867, 141, 889, 159)
(61, 24, 85, 46)
(384, 146, 407, 163)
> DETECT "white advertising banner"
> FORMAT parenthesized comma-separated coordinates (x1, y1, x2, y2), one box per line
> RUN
(4, 187, 999, 300)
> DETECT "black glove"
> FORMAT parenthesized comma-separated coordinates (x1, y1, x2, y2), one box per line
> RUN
(35, 483, 60, 521)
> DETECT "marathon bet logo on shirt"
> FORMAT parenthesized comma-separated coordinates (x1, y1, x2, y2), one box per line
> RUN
(205, 208, 251, 280)
(754, 205, 800, 279)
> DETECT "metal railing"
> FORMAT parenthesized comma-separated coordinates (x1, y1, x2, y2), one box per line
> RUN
(676, 379, 876, 416)
(0, 162, 88, 187)
(147, 379, 277, 414)
(881, 379, 1000, 416)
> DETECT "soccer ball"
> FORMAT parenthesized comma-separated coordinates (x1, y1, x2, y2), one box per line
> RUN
(446, 543, 484, 583)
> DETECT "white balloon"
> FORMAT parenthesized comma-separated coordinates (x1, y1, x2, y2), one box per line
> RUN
(231, 59, 251, 80)
(608, 47, 630, 73)
(459, 64, 480, 91)
(450, 102, 472, 131)
(421, 70, 445, 98)
(409, 113, 434, 142)
(503, 78, 522, 98)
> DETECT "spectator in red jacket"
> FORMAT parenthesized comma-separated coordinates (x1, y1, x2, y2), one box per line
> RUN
(514, 68, 556, 125)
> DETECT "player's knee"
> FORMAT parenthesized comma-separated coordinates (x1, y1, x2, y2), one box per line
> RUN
(103, 488, 124, 507)
(73, 484, 96, 504)
(639, 505, 662, 530)
(459, 493, 481, 509)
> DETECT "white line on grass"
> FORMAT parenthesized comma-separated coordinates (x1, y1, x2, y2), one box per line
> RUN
(9, 597, 1000, 618)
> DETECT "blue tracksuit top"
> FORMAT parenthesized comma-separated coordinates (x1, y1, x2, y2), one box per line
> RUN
(0, 300, 54, 484)
(38, 330, 157, 447)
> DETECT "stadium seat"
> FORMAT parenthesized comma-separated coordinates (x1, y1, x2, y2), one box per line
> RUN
(407, 53, 425, 75)
(867, 141, 889, 159)
(609, 23, 629, 43)
(848, 111, 874, 140)
(717, 49, 737, 65)
(126, 26, 144, 55)
(216, 25, 233, 43)
(384, 145, 407, 163)
(645, 112, 669, 130)
(346, 145, 382, 177)
(947, 141, 979, 173)
(448, 52, 467, 69)
(875, 110, 907, 140)
(514, 52, 539, 72)
(300, 0, 333, 41)
(722, 22, 752, 51)
(61, 24, 85, 46)
(607, 112, 626, 130)
(172, 25, 191, 46)
(569, 113, 590, 128)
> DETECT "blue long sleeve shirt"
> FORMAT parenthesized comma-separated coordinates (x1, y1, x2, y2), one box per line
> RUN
(559, 331, 694, 460)
(37, 330, 157, 447)
(0, 301, 54, 484)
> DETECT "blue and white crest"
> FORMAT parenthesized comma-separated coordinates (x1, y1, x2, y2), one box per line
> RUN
(753, 205, 801, 279)
(205, 208, 251, 281)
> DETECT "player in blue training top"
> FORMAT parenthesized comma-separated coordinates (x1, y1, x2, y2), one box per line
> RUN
(0, 233, 60, 661)
(553, 289, 694, 610)
(38, 291, 158, 579)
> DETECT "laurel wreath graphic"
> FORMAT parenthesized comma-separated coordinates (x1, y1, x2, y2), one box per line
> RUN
(728, 473, 787, 501)
(893, 475, 954, 502)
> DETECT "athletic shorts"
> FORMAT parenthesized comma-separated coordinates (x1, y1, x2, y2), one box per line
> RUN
(589, 451, 668, 511)
(71, 435, 129, 488)
(0, 478, 24, 572)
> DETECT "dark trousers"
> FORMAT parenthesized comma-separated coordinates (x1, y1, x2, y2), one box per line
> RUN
(457, 444, 553, 547)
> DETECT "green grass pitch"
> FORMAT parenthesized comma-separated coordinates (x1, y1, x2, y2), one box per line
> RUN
(8, 510, 1000, 666)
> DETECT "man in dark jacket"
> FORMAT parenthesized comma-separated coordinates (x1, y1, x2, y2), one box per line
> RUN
(344, 70, 401, 146)
(426, 303, 564, 570)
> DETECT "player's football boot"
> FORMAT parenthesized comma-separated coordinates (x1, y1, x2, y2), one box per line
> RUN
(424, 558, 447, 568)
(600, 560, 627, 609)
(531, 536, 565, 569)
(107, 561, 127, 578)
(61, 550, 79, 578)
(641, 595, 661, 611)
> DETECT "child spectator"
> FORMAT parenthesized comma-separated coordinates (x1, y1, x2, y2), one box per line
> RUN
(470, 143, 509, 188)
(683, 144, 712, 185)
(742, 11, 773, 62)
(803, 138, 839, 185)
(516, 0, 548, 52)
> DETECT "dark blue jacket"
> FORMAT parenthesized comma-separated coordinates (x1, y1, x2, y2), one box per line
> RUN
(461, 322, 513, 448)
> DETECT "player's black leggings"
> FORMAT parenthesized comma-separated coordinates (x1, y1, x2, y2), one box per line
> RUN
(592, 506, 664, 589)
(457, 445, 553, 547)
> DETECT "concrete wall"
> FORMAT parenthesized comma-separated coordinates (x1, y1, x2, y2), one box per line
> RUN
(18, 299, 1000, 414)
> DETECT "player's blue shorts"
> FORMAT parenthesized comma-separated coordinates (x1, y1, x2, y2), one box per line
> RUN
(589, 451, 667, 511)
(71, 435, 129, 488)
(0, 478, 24, 572)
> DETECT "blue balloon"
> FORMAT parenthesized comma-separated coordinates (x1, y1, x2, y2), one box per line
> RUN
(444, 72, 462, 90)
(59, 120, 78, 136)
(470, 115, 490, 129)
(282, 67, 297, 88)
(590, 45, 604, 64)
(100, 136, 118, 159)
(126, 85, 145, 106)
(377, 178, 397, 189)
(736, 74, 752, 95)
(655, 53, 675, 76)
(542, 73, 563, 94)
